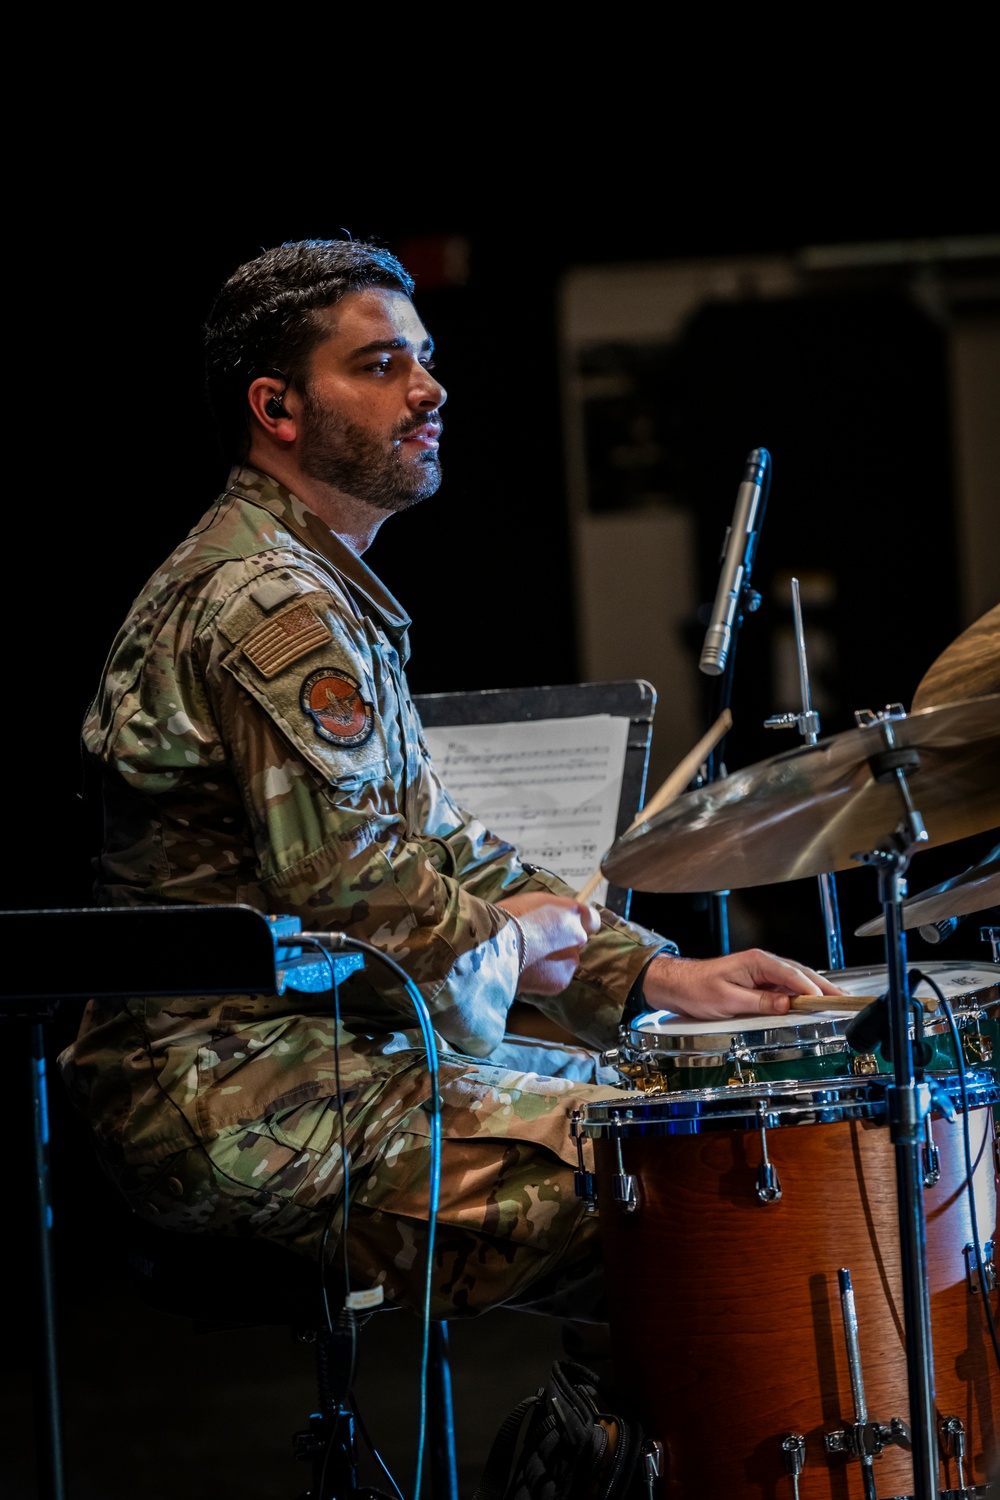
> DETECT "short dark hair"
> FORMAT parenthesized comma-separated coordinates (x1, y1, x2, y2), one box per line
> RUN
(204, 238, 415, 462)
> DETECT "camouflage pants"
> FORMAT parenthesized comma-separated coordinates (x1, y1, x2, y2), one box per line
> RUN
(129, 1053, 613, 1321)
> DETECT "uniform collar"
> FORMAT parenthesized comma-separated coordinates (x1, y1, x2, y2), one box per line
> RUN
(224, 464, 412, 647)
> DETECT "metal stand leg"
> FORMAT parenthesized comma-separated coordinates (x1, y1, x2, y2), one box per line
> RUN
(853, 734, 940, 1500)
(30, 1019, 66, 1500)
(879, 870, 938, 1500)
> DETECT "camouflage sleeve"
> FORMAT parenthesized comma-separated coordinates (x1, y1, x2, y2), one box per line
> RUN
(199, 570, 533, 1057)
(406, 735, 672, 1050)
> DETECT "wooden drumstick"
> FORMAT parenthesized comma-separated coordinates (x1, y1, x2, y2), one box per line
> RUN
(788, 993, 939, 1014)
(576, 709, 733, 904)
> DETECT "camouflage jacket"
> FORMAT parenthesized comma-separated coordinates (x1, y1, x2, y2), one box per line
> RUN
(61, 466, 667, 1161)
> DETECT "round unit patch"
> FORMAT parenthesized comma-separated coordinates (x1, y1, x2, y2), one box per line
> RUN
(300, 668, 374, 747)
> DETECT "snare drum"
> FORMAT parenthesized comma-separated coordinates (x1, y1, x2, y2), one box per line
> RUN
(616, 959, 999, 1092)
(826, 960, 999, 1074)
(579, 1073, 1000, 1499)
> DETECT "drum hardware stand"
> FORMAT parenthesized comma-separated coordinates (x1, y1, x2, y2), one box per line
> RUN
(981, 924, 1000, 962)
(763, 576, 844, 969)
(849, 720, 943, 1500)
(698, 447, 771, 958)
(823, 1267, 914, 1499)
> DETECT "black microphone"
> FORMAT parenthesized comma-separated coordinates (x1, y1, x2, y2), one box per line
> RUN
(699, 448, 771, 677)
(917, 914, 966, 945)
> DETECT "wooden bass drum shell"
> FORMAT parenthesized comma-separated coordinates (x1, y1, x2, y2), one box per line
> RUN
(592, 1104, 999, 1498)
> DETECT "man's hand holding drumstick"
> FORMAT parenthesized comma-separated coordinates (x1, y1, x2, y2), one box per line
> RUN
(499, 709, 846, 1018)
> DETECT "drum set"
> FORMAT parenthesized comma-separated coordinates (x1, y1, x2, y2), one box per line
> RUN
(574, 608, 1000, 1500)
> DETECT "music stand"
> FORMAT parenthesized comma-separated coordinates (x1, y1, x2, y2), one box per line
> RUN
(415, 678, 656, 918)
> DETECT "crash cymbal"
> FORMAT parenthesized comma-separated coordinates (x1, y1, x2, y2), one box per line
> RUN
(854, 847, 1000, 936)
(601, 696, 1000, 894)
(911, 602, 1000, 712)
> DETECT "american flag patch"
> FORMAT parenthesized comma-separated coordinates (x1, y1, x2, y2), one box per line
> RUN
(242, 603, 332, 678)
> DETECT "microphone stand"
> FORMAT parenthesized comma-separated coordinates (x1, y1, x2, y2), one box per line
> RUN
(764, 578, 845, 969)
(852, 720, 939, 1500)
(699, 448, 771, 955)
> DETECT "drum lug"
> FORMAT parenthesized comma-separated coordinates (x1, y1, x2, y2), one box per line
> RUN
(569, 1109, 598, 1213)
(612, 1111, 638, 1212)
(640, 1437, 663, 1498)
(850, 1051, 879, 1076)
(780, 1433, 806, 1500)
(922, 1115, 941, 1187)
(963, 1238, 997, 1293)
(756, 1109, 782, 1203)
(963, 1028, 993, 1065)
(939, 1414, 967, 1491)
(727, 1047, 757, 1087)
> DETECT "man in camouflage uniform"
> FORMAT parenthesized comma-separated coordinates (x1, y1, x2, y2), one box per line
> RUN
(59, 239, 840, 1319)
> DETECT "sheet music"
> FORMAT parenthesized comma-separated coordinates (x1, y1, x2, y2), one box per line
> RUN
(421, 713, 631, 903)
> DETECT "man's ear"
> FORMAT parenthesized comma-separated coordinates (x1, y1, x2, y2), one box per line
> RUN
(248, 375, 295, 433)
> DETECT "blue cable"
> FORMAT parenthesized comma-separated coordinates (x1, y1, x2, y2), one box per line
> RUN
(909, 968, 1000, 1372)
(301, 930, 442, 1500)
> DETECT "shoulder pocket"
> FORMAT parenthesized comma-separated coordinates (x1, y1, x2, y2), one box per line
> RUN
(223, 642, 389, 791)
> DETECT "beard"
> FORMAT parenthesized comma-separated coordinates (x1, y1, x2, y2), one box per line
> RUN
(298, 394, 443, 514)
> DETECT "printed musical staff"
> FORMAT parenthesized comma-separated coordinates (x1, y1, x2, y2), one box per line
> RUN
(421, 713, 631, 898)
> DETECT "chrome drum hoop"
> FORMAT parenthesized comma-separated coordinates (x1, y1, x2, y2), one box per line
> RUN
(622, 1012, 853, 1065)
(580, 1070, 1000, 1137)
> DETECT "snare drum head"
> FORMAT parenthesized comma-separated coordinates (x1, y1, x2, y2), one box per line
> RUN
(823, 958, 999, 1031)
(823, 958, 998, 1005)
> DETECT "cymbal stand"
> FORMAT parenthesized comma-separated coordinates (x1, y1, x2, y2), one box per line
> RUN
(851, 721, 939, 1500)
(764, 577, 844, 969)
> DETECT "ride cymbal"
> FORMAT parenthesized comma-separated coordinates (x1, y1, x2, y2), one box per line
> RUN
(911, 603, 1000, 712)
(601, 696, 1000, 894)
(854, 847, 1000, 936)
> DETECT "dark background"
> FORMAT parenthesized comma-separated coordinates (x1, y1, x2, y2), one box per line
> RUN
(6, 147, 998, 1497)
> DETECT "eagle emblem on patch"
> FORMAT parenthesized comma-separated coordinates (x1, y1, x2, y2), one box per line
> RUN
(300, 668, 374, 747)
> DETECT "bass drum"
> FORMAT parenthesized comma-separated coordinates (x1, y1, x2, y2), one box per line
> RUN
(581, 1073, 1000, 1499)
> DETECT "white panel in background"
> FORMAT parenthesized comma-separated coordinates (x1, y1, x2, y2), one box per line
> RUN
(576, 508, 699, 790)
(422, 713, 631, 903)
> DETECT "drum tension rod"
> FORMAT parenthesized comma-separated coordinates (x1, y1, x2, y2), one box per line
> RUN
(569, 1110, 597, 1214)
(939, 1415, 967, 1491)
(755, 1103, 782, 1203)
(780, 1433, 806, 1500)
(611, 1111, 638, 1212)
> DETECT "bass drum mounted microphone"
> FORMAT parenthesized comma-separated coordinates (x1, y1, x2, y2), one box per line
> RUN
(700, 448, 771, 677)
